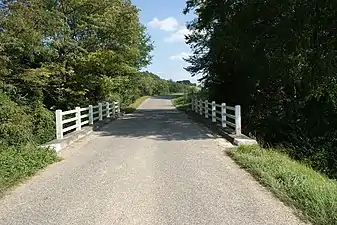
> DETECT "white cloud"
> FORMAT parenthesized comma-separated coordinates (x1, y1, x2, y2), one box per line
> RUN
(169, 52, 191, 61)
(165, 27, 191, 43)
(148, 17, 179, 32)
(148, 17, 192, 44)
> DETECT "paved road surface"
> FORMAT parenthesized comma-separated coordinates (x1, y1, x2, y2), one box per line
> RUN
(0, 96, 306, 225)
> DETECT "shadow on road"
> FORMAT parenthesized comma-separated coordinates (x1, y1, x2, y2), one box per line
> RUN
(96, 108, 211, 141)
(151, 94, 183, 100)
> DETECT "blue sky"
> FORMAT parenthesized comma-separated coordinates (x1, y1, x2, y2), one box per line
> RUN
(132, 0, 198, 83)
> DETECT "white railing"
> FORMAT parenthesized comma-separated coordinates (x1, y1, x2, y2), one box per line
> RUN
(55, 101, 120, 139)
(191, 99, 241, 135)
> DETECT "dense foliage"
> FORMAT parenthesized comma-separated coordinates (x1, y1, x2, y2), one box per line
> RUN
(0, 0, 193, 191)
(0, 92, 58, 194)
(184, 0, 337, 178)
(1, 0, 155, 110)
(0, 0, 192, 143)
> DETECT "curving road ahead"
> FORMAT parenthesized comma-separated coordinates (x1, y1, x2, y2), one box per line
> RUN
(0, 96, 306, 225)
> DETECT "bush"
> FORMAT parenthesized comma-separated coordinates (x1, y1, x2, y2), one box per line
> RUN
(0, 92, 55, 146)
(28, 101, 56, 144)
(0, 93, 58, 195)
(99, 75, 140, 109)
(0, 93, 34, 146)
(172, 95, 186, 106)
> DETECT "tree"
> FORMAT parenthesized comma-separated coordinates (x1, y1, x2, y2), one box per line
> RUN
(0, 0, 154, 110)
(184, 0, 337, 178)
(177, 80, 192, 85)
(0, 0, 156, 145)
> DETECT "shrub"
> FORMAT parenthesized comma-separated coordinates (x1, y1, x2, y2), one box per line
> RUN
(28, 101, 56, 144)
(0, 93, 34, 147)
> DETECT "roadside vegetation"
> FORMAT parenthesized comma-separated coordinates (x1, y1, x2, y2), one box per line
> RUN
(0, 0, 194, 195)
(230, 145, 337, 225)
(184, 0, 337, 179)
(171, 89, 198, 111)
(172, 95, 189, 112)
(183, 1, 337, 221)
(0, 145, 59, 197)
(173, 88, 337, 225)
(0, 93, 59, 196)
(124, 96, 151, 114)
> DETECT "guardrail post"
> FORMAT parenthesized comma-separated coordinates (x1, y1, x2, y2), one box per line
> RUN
(221, 103, 227, 128)
(117, 101, 121, 116)
(89, 105, 94, 125)
(98, 103, 103, 121)
(199, 100, 203, 116)
(235, 105, 241, 135)
(75, 107, 81, 131)
(112, 102, 116, 117)
(106, 102, 110, 118)
(212, 101, 216, 122)
(205, 100, 208, 118)
(55, 109, 63, 139)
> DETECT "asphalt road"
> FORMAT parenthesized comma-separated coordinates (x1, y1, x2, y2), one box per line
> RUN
(0, 96, 306, 225)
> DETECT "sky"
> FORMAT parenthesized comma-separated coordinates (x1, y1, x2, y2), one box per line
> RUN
(132, 0, 198, 83)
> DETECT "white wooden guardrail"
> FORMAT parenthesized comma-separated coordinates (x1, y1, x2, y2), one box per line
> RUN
(55, 101, 120, 139)
(191, 99, 241, 135)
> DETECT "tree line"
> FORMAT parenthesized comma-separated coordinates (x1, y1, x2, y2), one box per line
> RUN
(184, 0, 337, 178)
(0, 0, 192, 147)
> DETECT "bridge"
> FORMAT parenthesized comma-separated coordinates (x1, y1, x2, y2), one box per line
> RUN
(0, 96, 305, 225)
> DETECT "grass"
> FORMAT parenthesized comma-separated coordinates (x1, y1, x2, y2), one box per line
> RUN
(229, 144, 337, 225)
(171, 95, 191, 112)
(124, 96, 151, 114)
(169, 92, 184, 96)
(0, 143, 59, 196)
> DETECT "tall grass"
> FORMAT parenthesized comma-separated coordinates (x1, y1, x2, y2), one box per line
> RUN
(230, 145, 337, 225)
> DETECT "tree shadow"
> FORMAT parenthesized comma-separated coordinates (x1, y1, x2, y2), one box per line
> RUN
(96, 108, 211, 141)
(151, 94, 185, 100)
(151, 95, 176, 100)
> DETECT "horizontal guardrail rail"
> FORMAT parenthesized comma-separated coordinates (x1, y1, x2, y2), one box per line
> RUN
(55, 101, 120, 139)
(191, 99, 241, 135)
